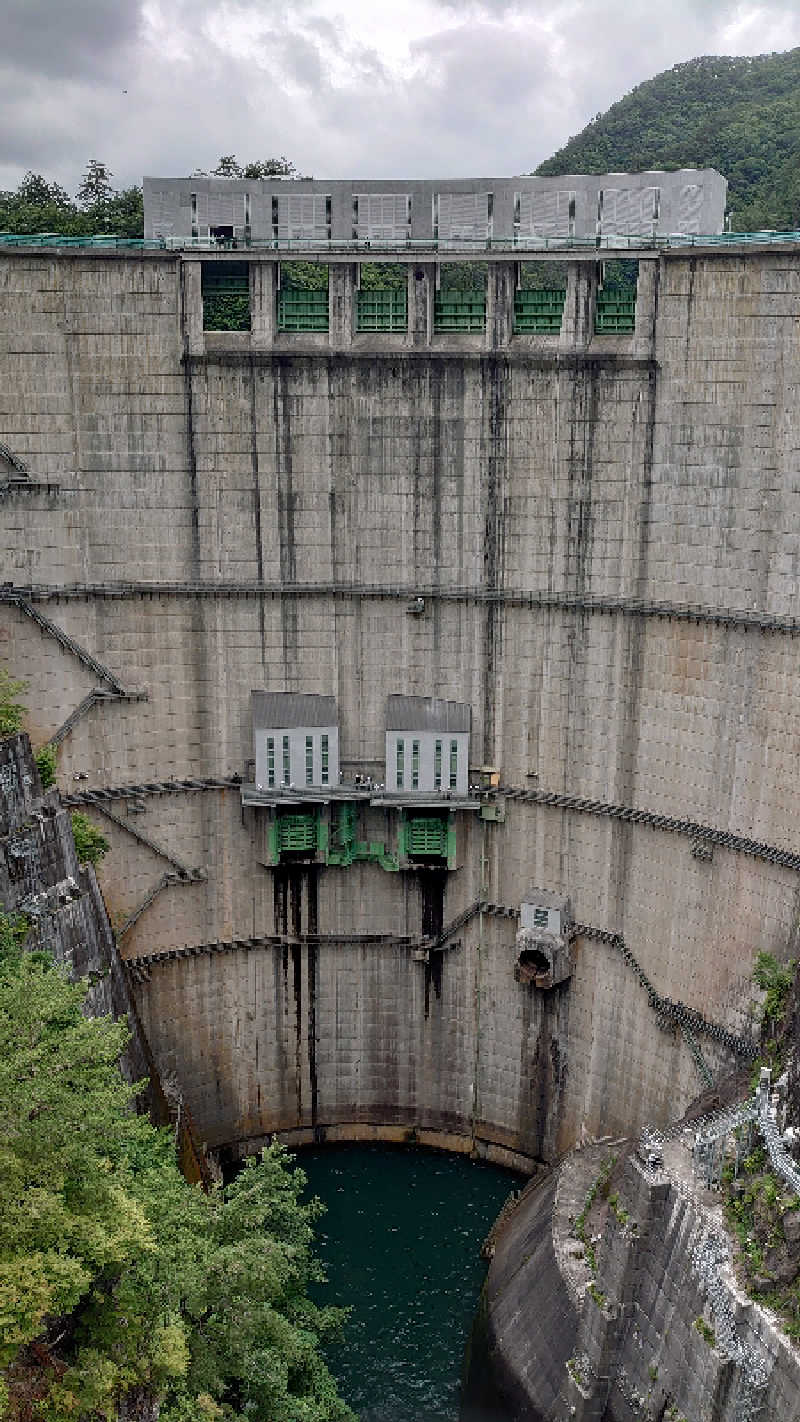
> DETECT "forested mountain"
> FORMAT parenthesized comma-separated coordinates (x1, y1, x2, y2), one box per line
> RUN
(535, 48, 800, 231)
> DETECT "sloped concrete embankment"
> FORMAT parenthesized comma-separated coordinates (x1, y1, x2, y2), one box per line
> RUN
(471, 1141, 800, 1422)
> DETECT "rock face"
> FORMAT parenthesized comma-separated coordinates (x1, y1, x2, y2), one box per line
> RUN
(0, 732, 148, 1078)
(475, 1142, 800, 1422)
(0, 731, 208, 1182)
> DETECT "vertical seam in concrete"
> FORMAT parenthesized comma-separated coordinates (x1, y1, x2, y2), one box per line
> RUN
(179, 269, 202, 575)
(482, 354, 508, 763)
(248, 355, 268, 667)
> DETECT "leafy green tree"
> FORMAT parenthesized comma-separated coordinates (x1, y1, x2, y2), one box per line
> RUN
(753, 951, 795, 1034)
(243, 157, 299, 180)
(76, 159, 115, 210)
(212, 156, 243, 178)
(0, 921, 353, 1422)
(34, 744, 57, 789)
(70, 812, 110, 866)
(212, 156, 300, 180)
(0, 669, 26, 738)
(0, 164, 143, 239)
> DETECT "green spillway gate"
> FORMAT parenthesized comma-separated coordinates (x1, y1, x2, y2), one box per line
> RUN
(433, 291, 486, 332)
(594, 289, 636, 333)
(405, 816, 449, 857)
(513, 288, 566, 333)
(276, 813, 318, 853)
(357, 288, 407, 331)
(278, 286, 329, 331)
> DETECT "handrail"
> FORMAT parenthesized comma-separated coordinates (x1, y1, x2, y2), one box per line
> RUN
(4, 228, 800, 255)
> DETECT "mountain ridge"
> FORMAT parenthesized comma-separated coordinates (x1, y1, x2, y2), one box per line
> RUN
(535, 48, 800, 230)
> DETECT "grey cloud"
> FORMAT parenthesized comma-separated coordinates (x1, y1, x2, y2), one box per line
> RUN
(2, 0, 143, 81)
(1, 0, 800, 197)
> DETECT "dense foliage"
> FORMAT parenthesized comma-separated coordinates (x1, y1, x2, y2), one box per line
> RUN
(0, 672, 26, 740)
(34, 745, 57, 791)
(70, 812, 110, 867)
(0, 918, 353, 1421)
(535, 48, 800, 231)
(0, 166, 144, 239)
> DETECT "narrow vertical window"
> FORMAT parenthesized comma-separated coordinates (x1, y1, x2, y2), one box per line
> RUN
(396, 738, 404, 790)
(411, 740, 420, 790)
(449, 739, 458, 790)
(434, 740, 442, 790)
(191, 192, 198, 239)
(306, 735, 314, 785)
(282, 734, 290, 786)
(267, 736, 275, 788)
(321, 734, 329, 785)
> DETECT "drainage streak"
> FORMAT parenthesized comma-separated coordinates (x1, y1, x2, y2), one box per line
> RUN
(300, 1144, 521, 1421)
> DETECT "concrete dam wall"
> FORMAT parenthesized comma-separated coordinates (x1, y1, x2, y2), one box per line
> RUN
(3, 244, 800, 1167)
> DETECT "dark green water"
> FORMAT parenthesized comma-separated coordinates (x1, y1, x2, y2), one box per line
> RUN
(299, 1144, 522, 1422)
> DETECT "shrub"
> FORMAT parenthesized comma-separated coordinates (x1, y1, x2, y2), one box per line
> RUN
(0, 669, 26, 738)
(34, 743, 57, 789)
(753, 951, 795, 1033)
(70, 812, 110, 866)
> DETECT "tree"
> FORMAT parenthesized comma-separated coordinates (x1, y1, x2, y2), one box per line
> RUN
(242, 157, 298, 180)
(70, 812, 110, 866)
(14, 172, 72, 210)
(76, 159, 115, 209)
(212, 156, 242, 178)
(0, 922, 354, 1422)
(34, 743, 57, 789)
(0, 668, 26, 738)
(0, 165, 141, 239)
(212, 156, 300, 180)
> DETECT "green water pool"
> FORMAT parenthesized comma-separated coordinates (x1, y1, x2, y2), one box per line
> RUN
(299, 1143, 522, 1422)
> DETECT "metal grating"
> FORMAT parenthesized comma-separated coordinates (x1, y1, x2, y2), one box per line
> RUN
(517, 188, 575, 240)
(433, 291, 486, 332)
(406, 816, 448, 856)
(354, 194, 411, 242)
(356, 287, 407, 331)
(277, 286, 329, 332)
(514, 288, 566, 333)
(594, 289, 636, 333)
(276, 813, 317, 852)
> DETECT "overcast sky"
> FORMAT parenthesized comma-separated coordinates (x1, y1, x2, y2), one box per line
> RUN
(2, 0, 799, 195)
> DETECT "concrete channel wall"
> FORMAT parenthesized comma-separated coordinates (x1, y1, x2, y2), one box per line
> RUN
(2, 245, 800, 1165)
(475, 1144, 800, 1422)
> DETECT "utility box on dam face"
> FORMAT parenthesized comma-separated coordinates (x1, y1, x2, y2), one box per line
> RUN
(515, 889, 573, 989)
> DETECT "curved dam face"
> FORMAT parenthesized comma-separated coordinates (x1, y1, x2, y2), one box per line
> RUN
(3, 245, 800, 1165)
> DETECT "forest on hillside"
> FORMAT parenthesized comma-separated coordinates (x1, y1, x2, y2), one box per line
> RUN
(536, 49, 800, 231)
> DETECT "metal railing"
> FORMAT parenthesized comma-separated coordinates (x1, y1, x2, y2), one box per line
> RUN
(5, 228, 800, 256)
